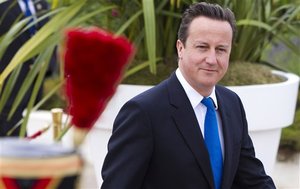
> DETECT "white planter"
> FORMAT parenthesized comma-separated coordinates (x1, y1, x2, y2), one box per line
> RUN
(27, 70, 299, 187)
(86, 84, 152, 186)
(227, 70, 299, 176)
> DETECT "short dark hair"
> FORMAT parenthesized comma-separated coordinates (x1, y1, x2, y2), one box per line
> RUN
(177, 2, 236, 45)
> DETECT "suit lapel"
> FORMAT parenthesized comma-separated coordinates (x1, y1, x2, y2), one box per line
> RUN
(167, 73, 215, 188)
(166, 78, 243, 188)
(216, 86, 241, 188)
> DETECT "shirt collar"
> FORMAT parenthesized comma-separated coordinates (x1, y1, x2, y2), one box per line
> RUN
(175, 68, 218, 110)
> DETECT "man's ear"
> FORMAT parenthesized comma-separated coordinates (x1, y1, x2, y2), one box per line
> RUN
(176, 39, 184, 59)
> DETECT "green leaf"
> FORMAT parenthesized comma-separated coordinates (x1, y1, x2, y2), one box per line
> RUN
(7, 43, 54, 120)
(19, 45, 55, 137)
(0, 0, 86, 87)
(124, 61, 149, 78)
(69, 5, 117, 27)
(116, 10, 143, 36)
(142, 0, 156, 74)
(0, 18, 29, 60)
(0, 66, 22, 114)
(237, 19, 273, 32)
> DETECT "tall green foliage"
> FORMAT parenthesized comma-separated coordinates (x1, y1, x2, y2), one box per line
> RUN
(1, 0, 300, 135)
(228, 0, 300, 63)
(111, 0, 300, 74)
(0, 0, 116, 136)
(99, 0, 183, 76)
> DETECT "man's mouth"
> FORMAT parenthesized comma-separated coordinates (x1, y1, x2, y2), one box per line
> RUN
(200, 68, 217, 72)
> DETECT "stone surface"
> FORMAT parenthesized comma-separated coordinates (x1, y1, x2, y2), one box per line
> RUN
(273, 152, 300, 189)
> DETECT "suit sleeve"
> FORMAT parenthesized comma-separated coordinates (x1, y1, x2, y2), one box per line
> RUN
(232, 96, 276, 189)
(101, 100, 153, 189)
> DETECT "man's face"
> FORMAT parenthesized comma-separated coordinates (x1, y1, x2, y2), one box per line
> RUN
(177, 16, 232, 96)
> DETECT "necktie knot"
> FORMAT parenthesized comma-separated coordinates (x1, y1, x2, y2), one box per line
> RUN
(201, 97, 215, 110)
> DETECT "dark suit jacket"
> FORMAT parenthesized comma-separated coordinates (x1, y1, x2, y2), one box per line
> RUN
(101, 73, 275, 189)
(0, 0, 53, 136)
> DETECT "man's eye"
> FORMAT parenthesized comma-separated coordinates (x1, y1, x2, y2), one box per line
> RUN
(217, 48, 226, 53)
(196, 46, 207, 49)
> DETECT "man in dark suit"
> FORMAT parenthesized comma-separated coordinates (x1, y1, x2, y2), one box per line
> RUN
(0, 0, 55, 136)
(101, 2, 275, 189)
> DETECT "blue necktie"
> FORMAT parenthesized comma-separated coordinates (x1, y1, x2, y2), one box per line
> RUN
(23, 0, 36, 35)
(202, 97, 223, 189)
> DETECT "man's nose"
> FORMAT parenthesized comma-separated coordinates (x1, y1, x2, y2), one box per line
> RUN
(205, 50, 217, 64)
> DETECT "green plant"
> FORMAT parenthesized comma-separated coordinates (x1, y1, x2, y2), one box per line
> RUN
(214, 0, 300, 63)
(209, 0, 300, 85)
(262, 36, 300, 75)
(33, 0, 300, 88)
(0, 0, 117, 136)
(118, 0, 300, 85)
(219, 62, 283, 86)
(280, 105, 300, 152)
(2, 0, 300, 138)
(101, 0, 183, 77)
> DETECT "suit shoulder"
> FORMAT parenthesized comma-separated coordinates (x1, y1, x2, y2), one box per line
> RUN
(127, 80, 168, 107)
(216, 85, 238, 97)
(215, 85, 243, 106)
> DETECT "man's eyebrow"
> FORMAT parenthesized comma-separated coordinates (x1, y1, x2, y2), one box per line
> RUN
(217, 44, 230, 48)
(193, 41, 208, 46)
(194, 40, 207, 43)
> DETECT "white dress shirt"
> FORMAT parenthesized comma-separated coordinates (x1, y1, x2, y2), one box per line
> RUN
(175, 68, 224, 158)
